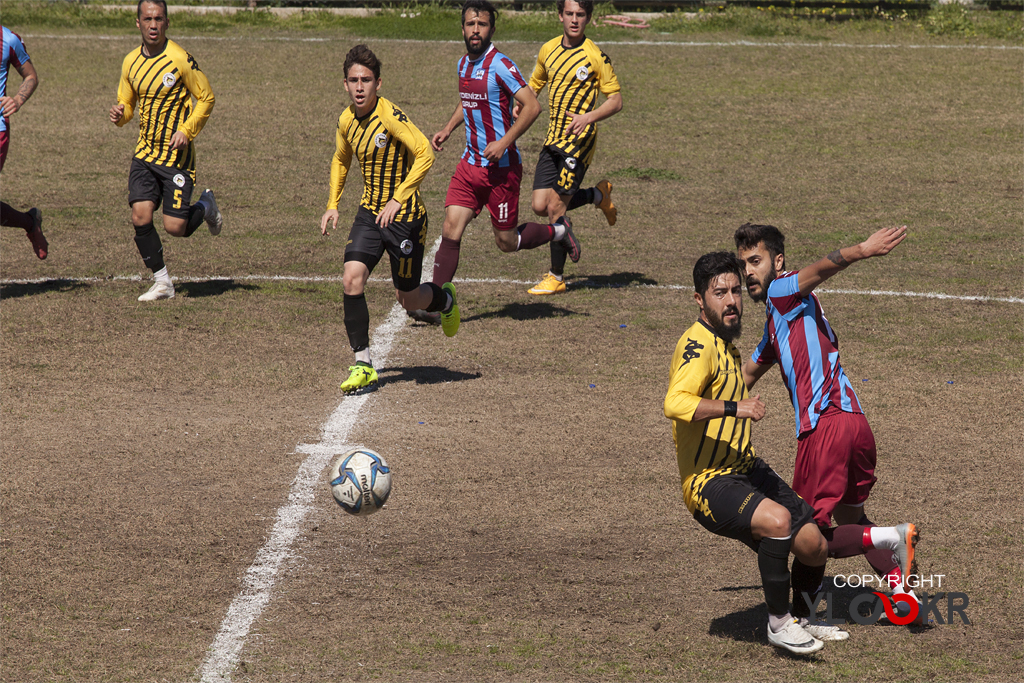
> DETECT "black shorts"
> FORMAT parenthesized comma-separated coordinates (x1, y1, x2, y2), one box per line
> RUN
(532, 145, 589, 196)
(344, 206, 428, 293)
(128, 158, 195, 219)
(693, 458, 816, 551)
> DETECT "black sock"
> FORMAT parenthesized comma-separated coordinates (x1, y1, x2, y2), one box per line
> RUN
(423, 282, 447, 313)
(757, 536, 793, 617)
(183, 203, 206, 237)
(549, 240, 568, 277)
(133, 222, 165, 272)
(566, 187, 595, 211)
(343, 293, 370, 352)
(791, 558, 827, 618)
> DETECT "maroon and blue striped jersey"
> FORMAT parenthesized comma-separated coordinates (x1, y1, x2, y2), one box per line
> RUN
(457, 44, 527, 168)
(752, 271, 863, 437)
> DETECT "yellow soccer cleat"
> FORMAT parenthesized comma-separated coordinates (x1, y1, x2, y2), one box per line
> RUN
(595, 179, 616, 226)
(527, 273, 566, 296)
(441, 282, 460, 337)
(341, 362, 379, 393)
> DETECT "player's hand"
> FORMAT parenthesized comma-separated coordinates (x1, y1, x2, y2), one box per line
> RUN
(737, 395, 766, 422)
(512, 102, 521, 120)
(563, 111, 592, 137)
(109, 103, 125, 124)
(376, 199, 401, 228)
(860, 225, 907, 259)
(169, 130, 189, 151)
(482, 140, 507, 163)
(320, 209, 339, 236)
(431, 129, 450, 152)
(1, 96, 20, 117)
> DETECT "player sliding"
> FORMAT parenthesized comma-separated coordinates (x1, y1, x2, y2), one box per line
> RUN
(524, 0, 622, 296)
(666, 252, 919, 654)
(735, 224, 922, 620)
(430, 0, 581, 305)
(321, 45, 459, 394)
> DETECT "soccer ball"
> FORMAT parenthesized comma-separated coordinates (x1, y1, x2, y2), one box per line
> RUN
(329, 448, 392, 516)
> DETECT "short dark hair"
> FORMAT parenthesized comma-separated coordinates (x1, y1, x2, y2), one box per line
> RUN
(462, 0, 498, 27)
(137, 0, 168, 18)
(343, 44, 381, 81)
(557, 0, 594, 18)
(734, 223, 786, 269)
(693, 251, 744, 297)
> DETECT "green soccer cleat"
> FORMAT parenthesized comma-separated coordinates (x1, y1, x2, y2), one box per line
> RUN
(441, 282, 460, 338)
(340, 362, 379, 393)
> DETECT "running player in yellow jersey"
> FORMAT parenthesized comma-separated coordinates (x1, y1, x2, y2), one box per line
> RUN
(109, 0, 223, 302)
(320, 45, 459, 394)
(523, 0, 622, 295)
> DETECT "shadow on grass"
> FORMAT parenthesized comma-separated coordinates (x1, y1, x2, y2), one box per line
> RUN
(463, 301, 580, 323)
(177, 279, 259, 298)
(567, 271, 659, 289)
(709, 601, 765, 644)
(0, 279, 90, 300)
(378, 365, 482, 386)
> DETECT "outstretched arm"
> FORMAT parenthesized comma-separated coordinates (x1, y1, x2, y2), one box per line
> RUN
(796, 225, 907, 298)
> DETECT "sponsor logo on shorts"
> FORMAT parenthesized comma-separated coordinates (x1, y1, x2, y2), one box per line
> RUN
(374, 132, 388, 148)
(575, 65, 589, 81)
(400, 239, 413, 255)
(173, 173, 186, 187)
(737, 491, 755, 514)
(162, 72, 177, 88)
(565, 158, 577, 170)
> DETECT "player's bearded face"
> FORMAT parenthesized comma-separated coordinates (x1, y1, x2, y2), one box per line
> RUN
(700, 273, 743, 342)
(738, 243, 776, 303)
(462, 11, 494, 57)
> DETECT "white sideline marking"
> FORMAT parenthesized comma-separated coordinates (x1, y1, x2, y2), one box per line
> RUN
(2, 274, 1021, 304)
(196, 238, 441, 683)
(24, 34, 1024, 51)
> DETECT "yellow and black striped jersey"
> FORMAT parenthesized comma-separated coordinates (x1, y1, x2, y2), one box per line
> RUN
(528, 36, 620, 163)
(115, 39, 214, 174)
(327, 96, 433, 221)
(665, 319, 756, 515)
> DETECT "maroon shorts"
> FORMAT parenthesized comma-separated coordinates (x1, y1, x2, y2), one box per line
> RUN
(0, 128, 9, 172)
(793, 405, 877, 528)
(444, 158, 521, 231)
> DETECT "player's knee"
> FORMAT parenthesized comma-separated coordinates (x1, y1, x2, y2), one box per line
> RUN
(764, 509, 791, 539)
(163, 217, 187, 237)
(494, 232, 517, 252)
(530, 198, 547, 216)
(342, 273, 364, 295)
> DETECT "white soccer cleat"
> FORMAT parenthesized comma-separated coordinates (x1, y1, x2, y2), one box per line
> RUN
(767, 618, 825, 654)
(797, 617, 850, 641)
(200, 188, 223, 236)
(138, 281, 175, 301)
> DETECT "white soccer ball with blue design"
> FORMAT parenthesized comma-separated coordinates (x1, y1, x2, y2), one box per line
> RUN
(329, 448, 392, 516)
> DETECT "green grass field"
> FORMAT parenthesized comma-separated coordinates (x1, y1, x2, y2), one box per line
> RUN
(1, 5, 1022, 682)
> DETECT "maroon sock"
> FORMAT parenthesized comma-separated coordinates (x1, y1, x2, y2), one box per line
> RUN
(1, 202, 34, 230)
(822, 524, 870, 559)
(858, 516, 899, 576)
(432, 236, 461, 286)
(515, 222, 555, 251)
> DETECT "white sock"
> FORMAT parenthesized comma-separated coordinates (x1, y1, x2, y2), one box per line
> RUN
(548, 272, 563, 282)
(593, 187, 603, 205)
(768, 613, 793, 633)
(444, 293, 453, 312)
(868, 527, 900, 550)
(355, 349, 371, 365)
(154, 267, 171, 285)
(551, 219, 566, 241)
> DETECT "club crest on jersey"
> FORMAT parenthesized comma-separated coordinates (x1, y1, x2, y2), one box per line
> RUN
(374, 132, 388, 148)
(173, 173, 186, 187)
(575, 65, 589, 81)
(400, 239, 413, 255)
(565, 158, 577, 170)
(162, 72, 177, 88)
(473, 69, 485, 80)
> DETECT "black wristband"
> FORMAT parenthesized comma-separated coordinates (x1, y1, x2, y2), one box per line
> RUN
(723, 401, 737, 417)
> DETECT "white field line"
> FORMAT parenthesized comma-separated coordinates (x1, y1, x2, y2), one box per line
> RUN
(196, 238, 441, 683)
(3, 273, 1022, 304)
(23, 34, 1024, 51)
